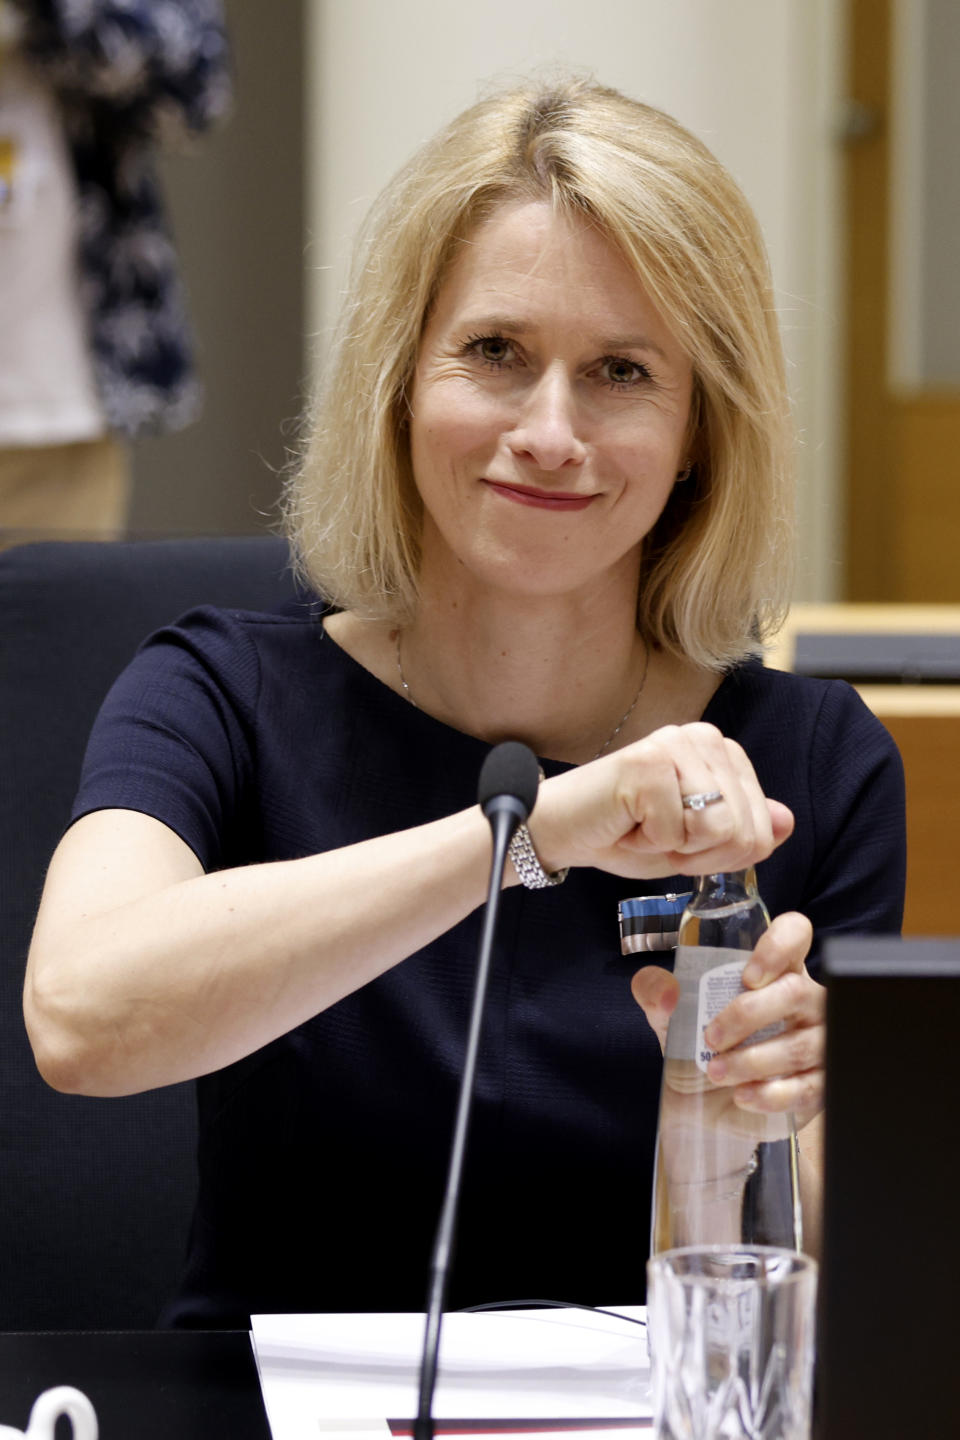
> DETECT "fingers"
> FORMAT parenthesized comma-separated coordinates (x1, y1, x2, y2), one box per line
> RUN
(718, 736, 776, 861)
(628, 723, 734, 854)
(630, 965, 679, 1053)
(703, 913, 818, 1054)
(617, 723, 783, 876)
(767, 800, 795, 848)
(741, 911, 813, 990)
(727, 1064, 825, 1132)
(701, 912, 825, 1128)
(529, 719, 794, 883)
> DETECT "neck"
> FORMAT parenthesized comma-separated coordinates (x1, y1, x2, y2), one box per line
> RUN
(399, 580, 650, 765)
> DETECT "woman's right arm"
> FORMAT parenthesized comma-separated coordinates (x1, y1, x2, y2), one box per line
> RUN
(24, 802, 498, 1098)
(25, 721, 791, 1099)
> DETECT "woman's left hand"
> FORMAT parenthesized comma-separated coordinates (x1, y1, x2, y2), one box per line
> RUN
(631, 911, 825, 1131)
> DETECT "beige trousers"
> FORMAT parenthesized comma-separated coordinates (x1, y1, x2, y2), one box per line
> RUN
(0, 435, 130, 548)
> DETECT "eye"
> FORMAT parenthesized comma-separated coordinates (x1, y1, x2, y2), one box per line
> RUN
(464, 333, 516, 368)
(597, 356, 653, 390)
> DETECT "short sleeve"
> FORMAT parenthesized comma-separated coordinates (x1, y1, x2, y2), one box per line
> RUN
(800, 680, 906, 965)
(709, 664, 907, 973)
(70, 607, 261, 871)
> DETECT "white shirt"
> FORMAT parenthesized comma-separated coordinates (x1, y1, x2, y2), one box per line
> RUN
(0, 32, 107, 446)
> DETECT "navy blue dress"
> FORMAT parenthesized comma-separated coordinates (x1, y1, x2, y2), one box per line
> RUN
(71, 604, 906, 1325)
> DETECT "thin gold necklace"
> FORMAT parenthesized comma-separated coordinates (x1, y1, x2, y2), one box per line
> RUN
(395, 632, 650, 762)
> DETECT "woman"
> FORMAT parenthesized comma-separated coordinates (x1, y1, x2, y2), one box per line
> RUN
(24, 79, 904, 1325)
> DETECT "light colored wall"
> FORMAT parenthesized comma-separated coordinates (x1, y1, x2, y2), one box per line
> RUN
(891, 0, 960, 387)
(306, 0, 844, 599)
(132, 0, 305, 536)
(922, 0, 960, 383)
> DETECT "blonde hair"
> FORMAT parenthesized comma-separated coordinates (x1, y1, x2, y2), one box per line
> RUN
(284, 76, 794, 669)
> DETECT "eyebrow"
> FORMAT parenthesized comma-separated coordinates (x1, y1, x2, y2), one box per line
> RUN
(459, 315, 670, 361)
(602, 335, 670, 360)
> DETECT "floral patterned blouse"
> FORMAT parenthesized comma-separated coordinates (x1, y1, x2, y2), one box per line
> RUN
(11, 0, 231, 436)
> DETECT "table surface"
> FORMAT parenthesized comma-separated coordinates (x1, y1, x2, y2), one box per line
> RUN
(0, 1330, 271, 1440)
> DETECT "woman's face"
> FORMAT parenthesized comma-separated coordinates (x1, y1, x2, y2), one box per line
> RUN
(409, 200, 694, 607)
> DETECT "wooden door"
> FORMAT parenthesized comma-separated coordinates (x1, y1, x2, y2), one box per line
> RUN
(844, 0, 960, 600)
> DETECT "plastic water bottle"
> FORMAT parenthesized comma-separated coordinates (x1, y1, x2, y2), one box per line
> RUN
(649, 869, 802, 1254)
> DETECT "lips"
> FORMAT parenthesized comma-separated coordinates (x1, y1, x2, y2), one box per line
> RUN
(483, 479, 596, 511)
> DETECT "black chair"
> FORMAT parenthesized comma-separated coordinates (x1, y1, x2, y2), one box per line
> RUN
(0, 536, 298, 1329)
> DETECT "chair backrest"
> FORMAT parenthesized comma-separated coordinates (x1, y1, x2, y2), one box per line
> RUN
(0, 536, 298, 1328)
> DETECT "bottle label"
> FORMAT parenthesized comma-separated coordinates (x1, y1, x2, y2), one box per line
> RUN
(667, 945, 782, 1072)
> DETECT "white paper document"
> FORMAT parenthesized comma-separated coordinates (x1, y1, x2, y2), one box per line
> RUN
(250, 1305, 651, 1440)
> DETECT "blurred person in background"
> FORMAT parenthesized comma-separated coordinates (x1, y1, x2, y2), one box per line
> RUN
(0, 0, 230, 545)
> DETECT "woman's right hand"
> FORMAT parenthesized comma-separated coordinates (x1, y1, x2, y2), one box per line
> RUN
(526, 721, 794, 881)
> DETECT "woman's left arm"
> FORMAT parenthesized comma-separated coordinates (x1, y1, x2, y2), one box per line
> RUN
(631, 679, 909, 1259)
(703, 913, 825, 1256)
(632, 913, 826, 1252)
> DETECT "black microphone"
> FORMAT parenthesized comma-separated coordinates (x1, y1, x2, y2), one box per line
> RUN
(477, 739, 541, 852)
(413, 741, 541, 1440)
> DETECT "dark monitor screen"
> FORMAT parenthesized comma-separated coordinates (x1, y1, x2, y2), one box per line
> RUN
(815, 936, 960, 1439)
(793, 631, 960, 683)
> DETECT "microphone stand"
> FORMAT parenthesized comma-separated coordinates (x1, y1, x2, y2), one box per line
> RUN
(412, 794, 527, 1440)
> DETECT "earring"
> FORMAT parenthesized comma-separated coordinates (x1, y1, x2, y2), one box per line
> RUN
(676, 461, 693, 482)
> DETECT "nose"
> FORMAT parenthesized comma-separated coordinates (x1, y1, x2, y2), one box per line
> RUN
(506, 364, 586, 472)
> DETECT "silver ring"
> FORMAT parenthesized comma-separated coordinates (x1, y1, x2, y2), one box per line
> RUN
(681, 790, 725, 811)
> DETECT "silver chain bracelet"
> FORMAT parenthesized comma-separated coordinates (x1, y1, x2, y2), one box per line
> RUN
(508, 822, 569, 890)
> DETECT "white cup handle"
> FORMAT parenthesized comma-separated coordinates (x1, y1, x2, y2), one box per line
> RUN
(25, 1388, 98, 1440)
